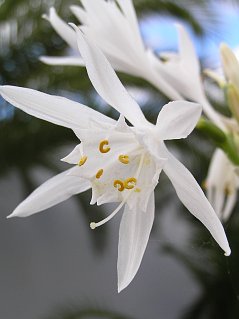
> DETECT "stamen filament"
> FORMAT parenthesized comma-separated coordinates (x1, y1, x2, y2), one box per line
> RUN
(90, 200, 125, 229)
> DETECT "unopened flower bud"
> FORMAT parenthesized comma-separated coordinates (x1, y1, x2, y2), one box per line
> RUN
(226, 84, 239, 123)
(220, 43, 239, 89)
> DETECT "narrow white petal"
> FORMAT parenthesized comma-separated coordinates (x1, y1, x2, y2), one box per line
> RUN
(214, 188, 225, 218)
(117, 0, 144, 50)
(0, 85, 115, 129)
(117, 192, 155, 292)
(71, 24, 147, 128)
(222, 192, 237, 221)
(146, 50, 184, 100)
(8, 168, 91, 218)
(161, 144, 231, 256)
(176, 24, 199, 74)
(40, 56, 85, 66)
(70, 5, 89, 24)
(156, 101, 201, 140)
(44, 7, 78, 50)
(61, 144, 82, 164)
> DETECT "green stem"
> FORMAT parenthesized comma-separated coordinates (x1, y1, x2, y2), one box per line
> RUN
(196, 117, 239, 166)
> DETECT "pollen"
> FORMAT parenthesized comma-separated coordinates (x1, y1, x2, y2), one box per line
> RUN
(119, 154, 129, 164)
(96, 169, 104, 179)
(99, 140, 111, 153)
(114, 179, 125, 192)
(135, 188, 141, 193)
(124, 177, 137, 190)
(78, 155, 87, 166)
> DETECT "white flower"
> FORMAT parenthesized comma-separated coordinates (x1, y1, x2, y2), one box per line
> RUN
(41, 1, 181, 100)
(41, 1, 225, 131)
(206, 149, 239, 221)
(149, 24, 226, 130)
(0, 27, 230, 292)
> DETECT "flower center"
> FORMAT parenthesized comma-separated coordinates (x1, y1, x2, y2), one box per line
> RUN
(90, 152, 145, 229)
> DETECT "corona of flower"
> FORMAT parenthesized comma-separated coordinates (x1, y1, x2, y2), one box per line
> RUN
(0, 27, 230, 292)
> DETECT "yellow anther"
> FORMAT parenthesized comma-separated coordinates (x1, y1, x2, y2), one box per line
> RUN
(96, 169, 104, 179)
(135, 188, 141, 193)
(99, 140, 111, 153)
(78, 155, 87, 166)
(119, 155, 129, 164)
(124, 177, 137, 190)
(114, 180, 125, 192)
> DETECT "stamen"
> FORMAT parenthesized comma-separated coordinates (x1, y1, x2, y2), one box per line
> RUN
(78, 155, 87, 166)
(99, 140, 111, 153)
(90, 200, 125, 229)
(96, 169, 104, 179)
(119, 155, 129, 164)
(124, 177, 137, 189)
(114, 180, 125, 192)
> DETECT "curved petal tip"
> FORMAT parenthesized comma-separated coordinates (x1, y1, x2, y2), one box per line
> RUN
(224, 247, 231, 256)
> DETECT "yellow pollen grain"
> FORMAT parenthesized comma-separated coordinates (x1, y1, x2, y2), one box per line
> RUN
(114, 179, 125, 192)
(124, 177, 137, 190)
(99, 140, 111, 153)
(135, 188, 141, 193)
(119, 155, 129, 164)
(96, 169, 104, 179)
(78, 155, 87, 166)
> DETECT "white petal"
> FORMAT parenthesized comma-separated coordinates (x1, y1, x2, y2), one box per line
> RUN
(71, 24, 147, 128)
(222, 192, 237, 221)
(70, 5, 89, 25)
(61, 144, 82, 164)
(214, 188, 225, 218)
(0, 85, 115, 129)
(8, 168, 91, 218)
(161, 144, 231, 256)
(117, 0, 144, 50)
(40, 56, 85, 66)
(117, 192, 155, 292)
(146, 50, 185, 100)
(44, 7, 78, 50)
(156, 101, 201, 140)
(176, 24, 199, 74)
